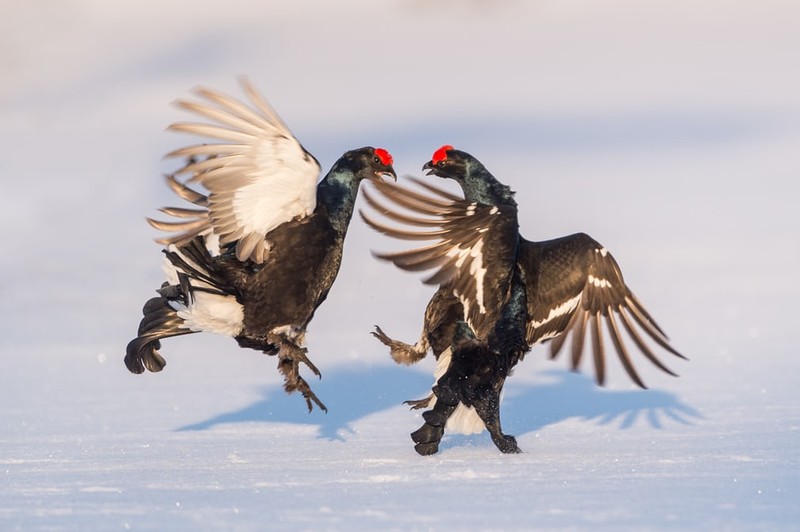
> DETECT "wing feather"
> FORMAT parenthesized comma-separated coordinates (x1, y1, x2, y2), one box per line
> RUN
(362, 179, 519, 338)
(165, 143, 250, 159)
(590, 313, 606, 386)
(362, 188, 450, 228)
(149, 78, 320, 263)
(167, 122, 256, 144)
(570, 310, 588, 370)
(618, 308, 679, 377)
(606, 311, 645, 388)
(406, 176, 464, 202)
(521, 234, 684, 388)
(158, 207, 206, 218)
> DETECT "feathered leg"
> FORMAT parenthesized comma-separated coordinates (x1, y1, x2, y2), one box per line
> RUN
(472, 272, 527, 453)
(371, 287, 463, 366)
(470, 376, 520, 454)
(411, 323, 523, 455)
(372, 326, 429, 365)
(410, 390, 458, 456)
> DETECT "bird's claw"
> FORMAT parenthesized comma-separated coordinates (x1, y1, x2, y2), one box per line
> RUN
(403, 394, 434, 410)
(297, 377, 328, 413)
(270, 334, 326, 412)
(371, 325, 394, 346)
(278, 357, 328, 413)
(493, 434, 522, 454)
(371, 325, 427, 365)
(287, 344, 321, 378)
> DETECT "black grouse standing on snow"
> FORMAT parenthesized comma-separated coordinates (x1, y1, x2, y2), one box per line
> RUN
(362, 145, 685, 454)
(125, 79, 396, 412)
(362, 145, 526, 453)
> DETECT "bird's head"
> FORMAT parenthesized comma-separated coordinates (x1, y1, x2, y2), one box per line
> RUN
(343, 146, 397, 183)
(422, 145, 482, 184)
(422, 145, 515, 206)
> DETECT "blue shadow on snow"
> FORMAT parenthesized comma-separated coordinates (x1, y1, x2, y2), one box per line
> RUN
(177, 364, 701, 442)
(177, 364, 429, 440)
(502, 368, 702, 435)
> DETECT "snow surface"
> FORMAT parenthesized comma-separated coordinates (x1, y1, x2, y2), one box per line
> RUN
(2, 1, 799, 529)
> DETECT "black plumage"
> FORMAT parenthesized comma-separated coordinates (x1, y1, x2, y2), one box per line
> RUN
(362, 146, 685, 454)
(410, 322, 519, 455)
(126, 79, 396, 412)
(518, 232, 684, 387)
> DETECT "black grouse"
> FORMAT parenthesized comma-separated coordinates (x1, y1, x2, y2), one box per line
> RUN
(361, 145, 685, 454)
(126, 79, 396, 412)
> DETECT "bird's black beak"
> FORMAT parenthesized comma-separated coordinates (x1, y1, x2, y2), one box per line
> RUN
(422, 160, 435, 176)
(374, 169, 397, 182)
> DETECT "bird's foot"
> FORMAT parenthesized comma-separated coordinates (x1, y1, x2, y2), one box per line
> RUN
(403, 393, 434, 410)
(473, 396, 522, 454)
(286, 343, 321, 378)
(410, 427, 443, 456)
(371, 326, 427, 365)
(268, 333, 326, 413)
(491, 433, 522, 454)
(278, 355, 328, 413)
(265, 332, 321, 377)
(410, 399, 457, 456)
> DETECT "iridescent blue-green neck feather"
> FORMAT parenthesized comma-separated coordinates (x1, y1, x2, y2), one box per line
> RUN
(448, 150, 517, 208)
(315, 161, 362, 235)
(461, 165, 517, 208)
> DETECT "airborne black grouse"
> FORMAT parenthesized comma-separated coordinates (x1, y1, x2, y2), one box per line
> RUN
(125, 79, 396, 412)
(362, 145, 685, 454)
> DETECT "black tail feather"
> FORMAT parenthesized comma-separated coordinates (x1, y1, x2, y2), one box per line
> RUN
(164, 238, 240, 298)
(125, 294, 195, 374)
(127, 237, 233, 375)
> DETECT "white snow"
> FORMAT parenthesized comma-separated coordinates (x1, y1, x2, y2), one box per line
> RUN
(2, 0, 799, 530)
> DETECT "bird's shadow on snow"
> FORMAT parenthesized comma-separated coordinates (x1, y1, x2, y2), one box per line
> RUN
(502, 368, 702, 434)
(177, 365, 701, 442)
(176, 364, 429, 440)
(438, 369, 702, 452)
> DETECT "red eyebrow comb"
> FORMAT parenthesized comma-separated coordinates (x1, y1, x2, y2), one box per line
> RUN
(374, 148, 393, 166)
(431, 145, 454, 164)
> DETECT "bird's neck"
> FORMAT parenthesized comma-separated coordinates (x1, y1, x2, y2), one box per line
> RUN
(316, 169, 360, 235)
(463, 170, 517, 208)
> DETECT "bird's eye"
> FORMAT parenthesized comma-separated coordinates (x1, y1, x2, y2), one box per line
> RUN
(437, 160, 447, 167)
(373, 156, 381, 164)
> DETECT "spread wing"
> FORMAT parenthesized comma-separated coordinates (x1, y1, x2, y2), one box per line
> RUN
(360, 177, 519, 339)
(518, 233, 686, 388)
(147, 77, 321, 263)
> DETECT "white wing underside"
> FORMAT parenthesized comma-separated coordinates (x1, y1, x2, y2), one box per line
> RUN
(153, 78, 320, 263)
